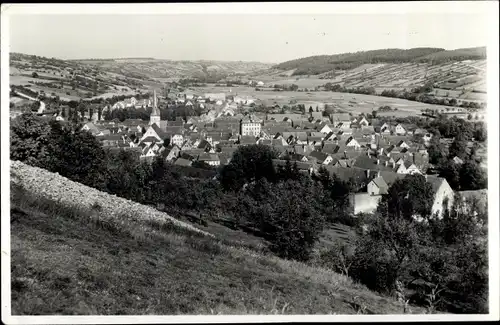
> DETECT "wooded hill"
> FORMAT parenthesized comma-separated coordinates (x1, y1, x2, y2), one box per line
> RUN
(275, 47, 487, 76)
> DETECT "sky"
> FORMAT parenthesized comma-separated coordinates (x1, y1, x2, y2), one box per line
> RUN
(7, 11, 491, 64)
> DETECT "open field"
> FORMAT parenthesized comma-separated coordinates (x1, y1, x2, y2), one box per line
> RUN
(9, 160, 422, 315)
(193, 85, 463, 116)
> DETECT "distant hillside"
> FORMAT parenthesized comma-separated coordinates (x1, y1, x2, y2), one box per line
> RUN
(73, 58, 273, 80)
(274, 47, 486, 76)
(416, 47, 487, 63)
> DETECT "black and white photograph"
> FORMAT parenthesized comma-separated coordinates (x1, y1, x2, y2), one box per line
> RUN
(1, 2, 498, 323)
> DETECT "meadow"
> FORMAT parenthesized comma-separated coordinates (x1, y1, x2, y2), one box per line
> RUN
(193, 85, 461, 116)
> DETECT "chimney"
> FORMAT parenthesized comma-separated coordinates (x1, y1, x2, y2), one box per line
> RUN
(344, 151, 347, 159)
(385, 161, 388, 167)
(377, 159, 380, 165)
(377, 171, 381, 178)
(392, 161, 395, 169)
(366, 169, 370, 178)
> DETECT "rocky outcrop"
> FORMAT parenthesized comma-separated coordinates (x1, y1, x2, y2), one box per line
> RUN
(10, 160, 213, 237)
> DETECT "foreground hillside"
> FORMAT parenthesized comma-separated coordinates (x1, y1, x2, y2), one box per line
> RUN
(10, 160, 423, 315)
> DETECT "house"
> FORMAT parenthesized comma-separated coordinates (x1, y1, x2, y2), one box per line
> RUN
(426, 175, 454, 219)
(318, 123, 333, 135)
(198, 153, 220, 166)
(367, 172, 406, 195)
(240, 115, 262, 136)
(324, 166, 371, 191)
(396, 140, 411, 149)
(272, 159, 314, 175)
(174, 157, 193, 167)
(169, 133, 184, 147)
(140, 124, 165, 144)
(239, 135, 258, 145)
(135, 98, 152, 108)
(197, 139, 212, 152)
(345, 137, 361, 149)
(100, 134, 127, 147)
(81, 122, 101, 135)
(395, 124, 407, 135)
(399, 161, 421, 175)
(308, 151, 334, 165)
(358, 116, 369, 127)
(162, 145, 180, 162)
(140, 143, 159, 159)
(330, 113, 352, 127)
(289, 153, 309, 162)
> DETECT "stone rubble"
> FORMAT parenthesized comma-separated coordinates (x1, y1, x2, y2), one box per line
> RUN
(10, 160, 213, 237)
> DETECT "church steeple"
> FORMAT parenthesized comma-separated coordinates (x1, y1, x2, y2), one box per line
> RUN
(149, 89, 161, 127)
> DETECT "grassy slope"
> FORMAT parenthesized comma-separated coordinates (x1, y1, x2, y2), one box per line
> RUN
(10, 166, 426, 315)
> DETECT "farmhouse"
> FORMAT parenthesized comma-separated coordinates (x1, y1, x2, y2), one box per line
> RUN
(197, 153, 220, 166)
(426, 175, 454, 219)
(308, 151, 334, 165)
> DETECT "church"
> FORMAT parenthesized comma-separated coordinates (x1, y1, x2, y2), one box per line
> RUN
(148, 89, 168, 130)
(139, 89, 185, 145)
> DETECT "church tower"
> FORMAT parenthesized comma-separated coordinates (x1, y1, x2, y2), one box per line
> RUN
(149, 89, 161, 127)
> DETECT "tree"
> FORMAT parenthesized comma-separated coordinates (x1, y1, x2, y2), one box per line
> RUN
(240, 178, 326, 261)
(10, 113, 51, 167)
(350, 215, 421, 294)
(377, 174, 435, 221)
(97, 106, 103, 121)
(472, 123, 487, 142)
(459, 160, 487, 190)
(43, 121, 109, 190)
(77, 101, 87, 119)
(448, 134, 468, 160)
(438, 160, 461, 190)
(309, 106, 313, 113)
(219, 144, 278, 191)
(32, 72, 39, 78)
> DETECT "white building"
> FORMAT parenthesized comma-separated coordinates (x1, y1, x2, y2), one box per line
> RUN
(240, 115, 262, 137)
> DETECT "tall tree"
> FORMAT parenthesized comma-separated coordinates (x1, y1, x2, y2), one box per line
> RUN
(438, 160, 461, 190)
(10, 113, 51, 167)
(459, 160, 487, 190)
(377, 174, 435, 220)
(448, 134, 468, 160)
(220, 144, 278, 191)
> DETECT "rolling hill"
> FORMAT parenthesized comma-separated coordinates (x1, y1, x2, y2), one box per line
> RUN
(249, 47, 487, 98)
(273, 47, 486, 76)
(71, 58, 273, 80)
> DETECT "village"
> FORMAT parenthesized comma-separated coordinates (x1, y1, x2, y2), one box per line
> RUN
(73, 87, 475, 219)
